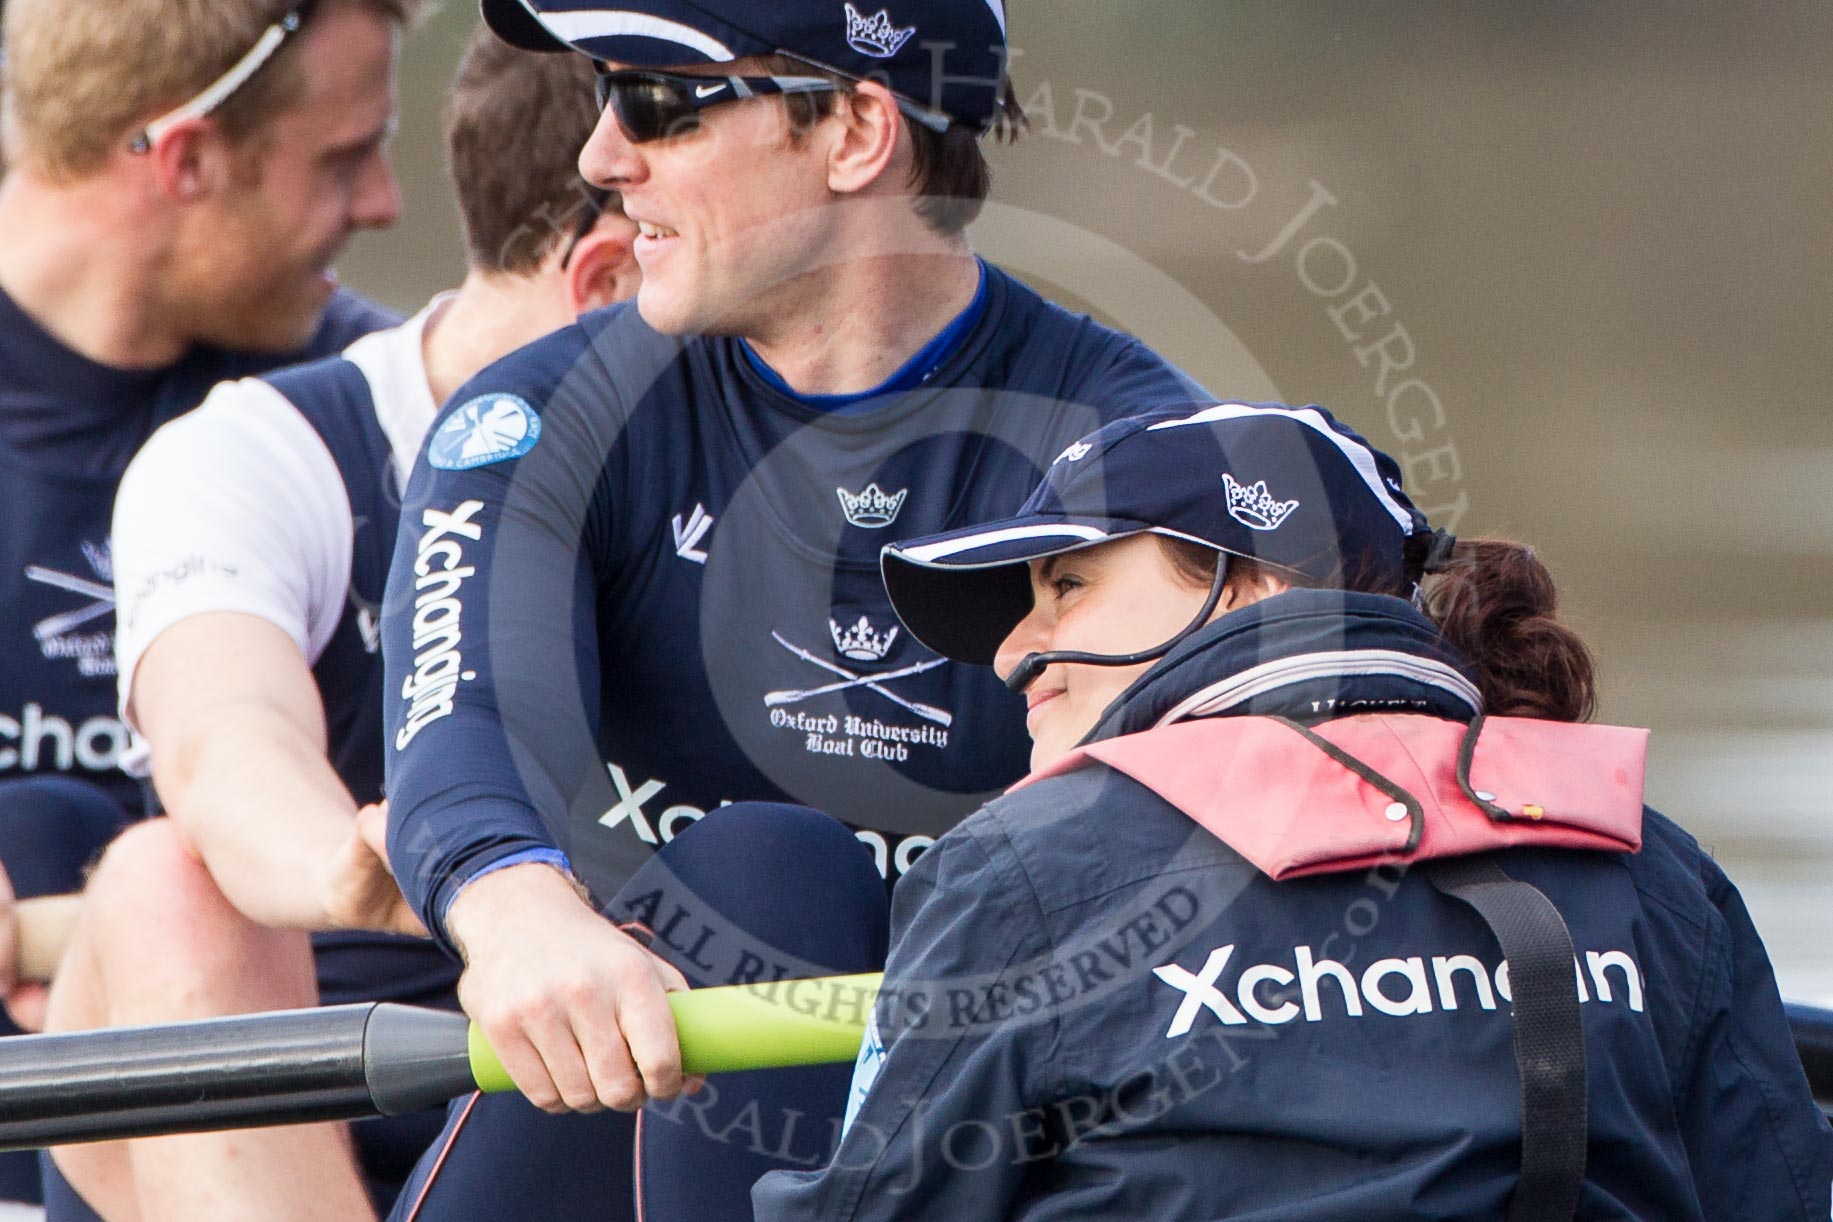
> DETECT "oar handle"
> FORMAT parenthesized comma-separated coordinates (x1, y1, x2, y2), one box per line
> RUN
(468, 971, 883, 1090)
(0, 974, 886, 1150)
(15, 895, 82, 983)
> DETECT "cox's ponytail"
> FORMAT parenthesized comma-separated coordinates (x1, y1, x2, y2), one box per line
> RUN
(1420, 538, 1596, 723)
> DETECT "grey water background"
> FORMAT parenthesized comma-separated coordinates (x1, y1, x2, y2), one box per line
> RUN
(347, 3, 1833, 1002)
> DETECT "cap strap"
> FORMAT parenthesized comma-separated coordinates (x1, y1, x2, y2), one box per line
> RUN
(1423, 528, 1460, 573)
(1404, 527, 1460, 584)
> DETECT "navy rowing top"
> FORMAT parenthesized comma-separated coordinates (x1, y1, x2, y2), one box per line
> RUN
(0, 285, 395, 811)
(382, 264, 1207, 945)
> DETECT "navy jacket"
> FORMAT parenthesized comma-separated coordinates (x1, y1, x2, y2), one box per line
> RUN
(755, 591, 1833, 1220)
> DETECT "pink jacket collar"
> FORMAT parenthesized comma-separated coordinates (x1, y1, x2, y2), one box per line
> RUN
(1012, 714, 1647, 880)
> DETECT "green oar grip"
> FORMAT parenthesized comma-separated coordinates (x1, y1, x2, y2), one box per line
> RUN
(468, 972, 884, 1092)
(468, 1022, 515, 1094)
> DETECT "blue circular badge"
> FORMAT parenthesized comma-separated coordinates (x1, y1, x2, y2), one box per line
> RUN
(427, 394, 542, 471)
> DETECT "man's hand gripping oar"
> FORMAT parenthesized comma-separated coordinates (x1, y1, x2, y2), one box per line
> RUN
(0, 967, 884, 1151)
(0, 863, 82, 1031)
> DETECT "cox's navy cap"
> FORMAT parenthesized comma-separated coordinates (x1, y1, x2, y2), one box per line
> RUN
(881, 403, 1431, 665)
(481, 0, 1009, 131)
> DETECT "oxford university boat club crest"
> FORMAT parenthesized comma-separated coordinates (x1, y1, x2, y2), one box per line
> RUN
(830, 615, 896, 662)
(765, 612, 953, 763)
(1222, 472, 1300, 532)
(836, 483, 908, 529)
(767, 622, 948, 726)
(842, 3, 916, 58)
(25, 539, 118, 678)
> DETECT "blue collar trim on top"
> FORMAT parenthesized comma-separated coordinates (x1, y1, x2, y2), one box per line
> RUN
(739, 259, 989, 412)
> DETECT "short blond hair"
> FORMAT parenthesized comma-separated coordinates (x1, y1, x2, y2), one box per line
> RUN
(2, 0, 423, 182)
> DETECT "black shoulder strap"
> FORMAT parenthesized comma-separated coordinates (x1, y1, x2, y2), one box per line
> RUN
(1425, 856, 1588, 1222)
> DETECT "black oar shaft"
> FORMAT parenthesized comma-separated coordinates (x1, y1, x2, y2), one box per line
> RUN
(0, 1003, 474, 1153)
(1787, 1002, 1833, 1110)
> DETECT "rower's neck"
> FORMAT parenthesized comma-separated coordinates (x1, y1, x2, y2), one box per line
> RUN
(421, 269, 581, 406)
(0, 171, 190, 368)
(743, 242, 981, 398)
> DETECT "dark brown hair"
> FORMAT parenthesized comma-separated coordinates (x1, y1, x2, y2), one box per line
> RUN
(1155, 534, 1597, 723)
(1420, 538, 1596, 722)
(444, 24, 609, 274)
(1160, 535, 1267, 593)
(760, 54, 1025, 236)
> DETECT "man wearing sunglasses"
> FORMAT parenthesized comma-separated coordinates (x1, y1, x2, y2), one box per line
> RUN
(0, 0, 415, 1208)
(381, 1, 1207, 1218)
(27, 24, 645, 1222)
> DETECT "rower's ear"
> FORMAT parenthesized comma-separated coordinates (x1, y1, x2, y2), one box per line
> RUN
(824, 80, 902, 197)
(1219, 567, 1291, 616)
(140, 117, 237, 202)
(564, 214, 641, 316)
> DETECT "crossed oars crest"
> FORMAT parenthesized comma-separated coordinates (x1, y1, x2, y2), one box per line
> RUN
(765, 632, 952, 727)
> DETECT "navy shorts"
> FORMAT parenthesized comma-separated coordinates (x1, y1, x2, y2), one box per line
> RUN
(0, 777, 461, 1217)
(0, 777, 133, 1205)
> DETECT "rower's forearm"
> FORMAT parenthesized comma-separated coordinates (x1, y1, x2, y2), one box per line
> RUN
(153, 713, 356, 929)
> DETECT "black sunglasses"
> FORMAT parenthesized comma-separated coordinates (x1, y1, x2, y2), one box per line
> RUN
(558, 183, 615, 270)
(593, 69, 841, 143)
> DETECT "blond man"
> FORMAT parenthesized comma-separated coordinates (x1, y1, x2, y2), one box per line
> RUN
(37, 24, 642, 1222)
(0, 0, 421, 1210)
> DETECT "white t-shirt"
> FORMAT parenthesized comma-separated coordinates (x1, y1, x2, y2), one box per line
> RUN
(112, 297, 450, 740)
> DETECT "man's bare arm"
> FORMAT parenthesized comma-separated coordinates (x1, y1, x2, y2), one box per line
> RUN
(132, 611, 420, 934)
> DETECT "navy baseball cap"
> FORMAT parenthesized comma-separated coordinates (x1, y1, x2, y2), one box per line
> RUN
(881, 403, 1432, 665)
(480, 0, 1009, 131)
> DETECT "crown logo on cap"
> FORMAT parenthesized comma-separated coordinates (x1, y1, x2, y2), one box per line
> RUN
(831, 615, 898, 662)
(843, 3, 916, 58)
(837, 482, 908, 529)
(1222, 472, 1300, 532)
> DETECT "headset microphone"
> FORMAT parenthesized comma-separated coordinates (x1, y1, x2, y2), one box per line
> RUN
(1001, 652, 1050, 695)
(1003, 555, 1230, 693)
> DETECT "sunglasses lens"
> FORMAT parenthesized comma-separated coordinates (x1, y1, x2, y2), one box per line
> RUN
(595, 74, 700, 143)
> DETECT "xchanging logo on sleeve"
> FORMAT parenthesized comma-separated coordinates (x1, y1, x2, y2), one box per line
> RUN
(395, 501, 485, 749)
